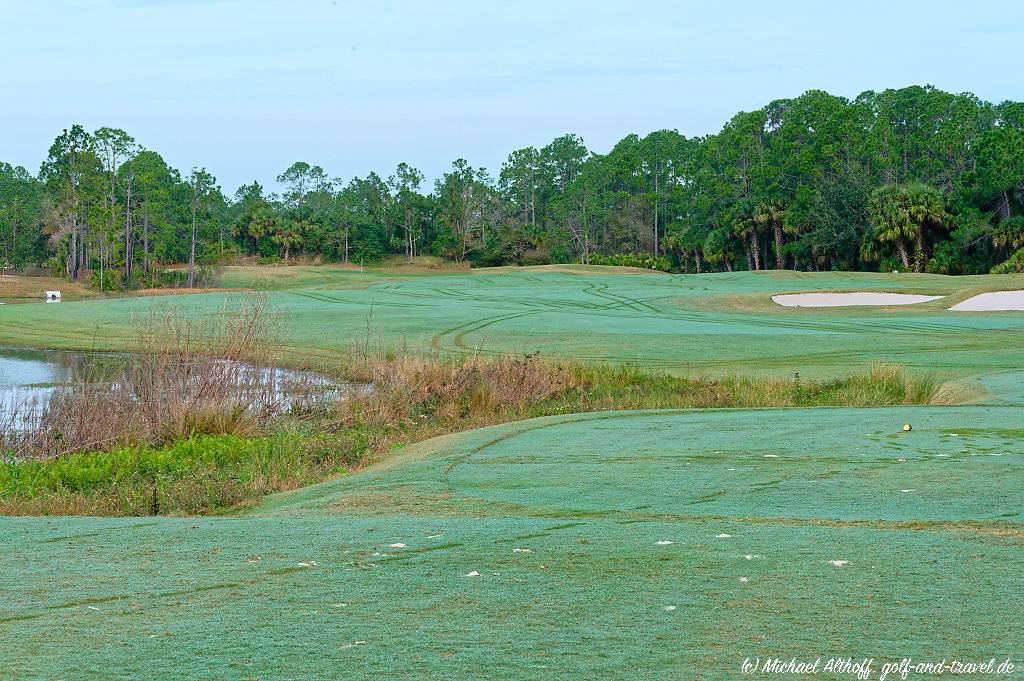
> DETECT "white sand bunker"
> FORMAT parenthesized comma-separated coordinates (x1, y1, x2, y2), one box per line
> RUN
(949, 291, 1024, 311)
(772, 292, 942, 307)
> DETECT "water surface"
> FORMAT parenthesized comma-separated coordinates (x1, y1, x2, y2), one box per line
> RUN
(0, 347, 86, 428)
(0, 346, 355, 432)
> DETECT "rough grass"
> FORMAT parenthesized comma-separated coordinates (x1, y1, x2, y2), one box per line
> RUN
(564, 361, 939, 410)
(0, 432, 365, 516)
(339, 346, 940, 429)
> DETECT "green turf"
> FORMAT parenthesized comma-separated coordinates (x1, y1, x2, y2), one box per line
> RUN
(1, 267, 1023, 380)
(1, 266, 1022, 678)
(1, 405, 1021, 679)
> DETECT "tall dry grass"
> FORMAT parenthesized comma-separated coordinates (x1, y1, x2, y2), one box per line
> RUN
(336, 341, 940, 434)
(0, 294, 320, 460)
(339, 347, 567, 426)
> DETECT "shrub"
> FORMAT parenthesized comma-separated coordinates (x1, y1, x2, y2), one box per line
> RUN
(134, 266, 217, 289)
(590, 253, 674, 272)
(992, 247, 1024, 274)
(549, 244, 571, 263)
(90, 269, 124, 291)
(471, 248, 509, 268)
(519, 249, 553, 266)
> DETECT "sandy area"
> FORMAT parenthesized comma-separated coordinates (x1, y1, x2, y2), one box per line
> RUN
(949, 291, 1024, 311)
(772, 292, 943, 307)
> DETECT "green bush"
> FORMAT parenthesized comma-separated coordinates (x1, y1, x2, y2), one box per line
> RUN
(992, 247, 1024, 274)
(519, 248, 552, 266)
(549, 245, 571, 264)
(90, 269, 124, 291)
(471, 248, 509, 268)
(135, 266, 217, 289)
(590, 253, 674, 272)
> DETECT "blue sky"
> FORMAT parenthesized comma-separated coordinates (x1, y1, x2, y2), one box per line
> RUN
(5, 0, 1024, 192)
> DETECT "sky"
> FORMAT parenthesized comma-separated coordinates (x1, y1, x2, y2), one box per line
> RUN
(4, 0, 1024, 193)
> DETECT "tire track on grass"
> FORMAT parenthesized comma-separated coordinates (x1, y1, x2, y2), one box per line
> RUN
(431, 311, 538, 352)
(286, 290, 422, 309)
(436, 408, 1024, 536)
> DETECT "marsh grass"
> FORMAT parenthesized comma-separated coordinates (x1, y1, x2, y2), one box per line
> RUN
(339, 348, 565, 426)
(818, 363, 939, 406)
(339, 344, 939, 428)
(0, 294, 326, 460)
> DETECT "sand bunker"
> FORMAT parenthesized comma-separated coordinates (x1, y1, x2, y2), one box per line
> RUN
(949, 291, 1024, 311)
(772, 292, 942, 307)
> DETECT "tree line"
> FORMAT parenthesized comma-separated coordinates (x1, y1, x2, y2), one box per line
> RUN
(2, 84, 1024, 286)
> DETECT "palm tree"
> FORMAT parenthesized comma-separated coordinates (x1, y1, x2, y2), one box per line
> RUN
(991, 216, 1024, 252)
(868, 183, 945, 272)
(272, 218, 307, 261)
(754, 201, 786, 269)
(703, 226, 740, 272)
(731, 217, 760, 270)
(905, 184, 945, 270)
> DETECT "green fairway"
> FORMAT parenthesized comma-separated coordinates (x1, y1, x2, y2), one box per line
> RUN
(1, 405, 1021, 679)
(1, 266, 1023, 379)
(1, 267, 1022, 678)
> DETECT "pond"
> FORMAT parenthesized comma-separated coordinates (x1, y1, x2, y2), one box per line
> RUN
(0, 347, 80, 429)
(0, 346, 359, 432)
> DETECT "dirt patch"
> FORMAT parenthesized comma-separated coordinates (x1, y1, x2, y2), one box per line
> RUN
(0, 275, 93, 302)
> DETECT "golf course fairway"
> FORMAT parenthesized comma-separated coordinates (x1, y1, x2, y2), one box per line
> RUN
(0, 267, 1022, 678)
(2, 267, 1024, 378)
